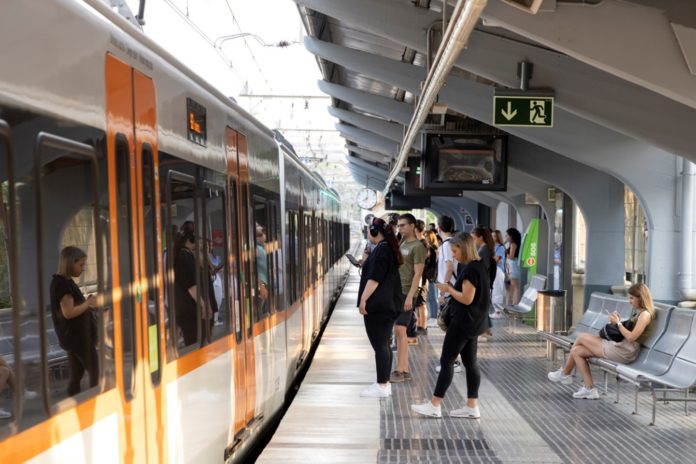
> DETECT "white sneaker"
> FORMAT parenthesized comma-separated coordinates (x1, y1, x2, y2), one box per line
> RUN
(436, 360, 462, 373)
(450, 405, 480, 418)
(547, 368, 574, 385)
(23, 389, 38, 400)
(490, 311, 504, 319)
(411, 401, 442, 418)
(572, 385, 600, 400)
(360, 383, 390, 398)
(0, 408, 11, 419)
(427, 318, 439, 328)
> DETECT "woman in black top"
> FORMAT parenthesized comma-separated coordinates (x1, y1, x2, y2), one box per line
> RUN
(411, 232, 490, 418)
(50, 246, 98, 396)
(357, 217, 403, 398)
(173, 227, 208, 347)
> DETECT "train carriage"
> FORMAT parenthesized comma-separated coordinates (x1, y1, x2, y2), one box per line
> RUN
(0, 1, 350, 462)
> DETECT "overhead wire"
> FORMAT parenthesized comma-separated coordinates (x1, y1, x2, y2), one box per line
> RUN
(222, 0, 273, 92)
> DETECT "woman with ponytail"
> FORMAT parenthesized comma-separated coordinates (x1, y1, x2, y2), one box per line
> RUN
(357, 217, 403, 398)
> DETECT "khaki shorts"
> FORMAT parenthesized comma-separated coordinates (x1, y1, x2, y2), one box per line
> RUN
(602, 338, 640, 364)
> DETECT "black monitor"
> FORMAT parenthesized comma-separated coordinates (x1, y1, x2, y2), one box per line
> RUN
(421, 133, 507, 191)
(386, 191, 431, 209)
(404, 157, 463, 197)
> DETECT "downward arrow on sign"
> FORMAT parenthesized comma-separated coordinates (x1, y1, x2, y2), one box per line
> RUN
(501, 102, 517, 121)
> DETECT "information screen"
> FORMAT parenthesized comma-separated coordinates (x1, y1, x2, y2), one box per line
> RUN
(187, 98, 207, 146)
(422, 134, 507, 191)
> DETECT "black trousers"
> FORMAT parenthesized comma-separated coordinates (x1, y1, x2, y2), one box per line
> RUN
(363, 311, 397, 384)
(67, 343, 98, 396)
(433, 323, 480, 399)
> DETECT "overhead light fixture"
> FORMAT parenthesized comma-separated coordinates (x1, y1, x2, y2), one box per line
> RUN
(501, 0, 545, 14)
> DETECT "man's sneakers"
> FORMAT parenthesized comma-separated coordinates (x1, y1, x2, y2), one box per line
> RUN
(572, 385, 600, 400)
(411, 401, 442, 418)
(0, 408, 11, 420)
(360, 383, 391, 398)
(450, 405, 480, 419)
(547, 368, 574, 385)
(435, 360, 462, 373)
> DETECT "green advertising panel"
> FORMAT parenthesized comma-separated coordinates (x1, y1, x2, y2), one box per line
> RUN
(520, 218, 540, 277)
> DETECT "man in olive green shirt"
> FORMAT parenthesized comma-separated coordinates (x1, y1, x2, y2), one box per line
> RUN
(391, 213, 425, 383)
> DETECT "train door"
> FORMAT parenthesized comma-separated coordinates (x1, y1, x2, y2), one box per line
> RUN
(106, 54, 165, 463)
(226, 128, 257, 444)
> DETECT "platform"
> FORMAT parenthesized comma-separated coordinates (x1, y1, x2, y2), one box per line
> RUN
(258, 272, 696, 463)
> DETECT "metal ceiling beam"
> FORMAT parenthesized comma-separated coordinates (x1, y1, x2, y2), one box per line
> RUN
(328, 107, 404, 144)
(305, 20, 696, 159)
(346, 144, 392, 164)
(335, 123, 398, 156)
(479, 0, 696, 108)
(317, 80, 413, 126)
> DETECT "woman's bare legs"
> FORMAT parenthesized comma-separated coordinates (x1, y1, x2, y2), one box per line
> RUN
(565, 333, 604, 388)
(510, 278, 520, 305)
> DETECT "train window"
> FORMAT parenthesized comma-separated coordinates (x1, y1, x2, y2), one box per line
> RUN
(269, 201, 280, 311)
(163, 170, 201, 356)
(203, 181, 229, 341)
(228, 180, 242, 344)
(295, 212, 302, 300)
(285, 211, 295, 303)
(252, 197, 270, 319)
(31, 132, 111, 419)
(241, 186, 252, 338)
(115, 136, 137, 400)
(141, 147, 161, 385)
(0, 122, 17, 432)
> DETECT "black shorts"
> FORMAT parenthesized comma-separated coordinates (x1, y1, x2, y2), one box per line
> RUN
(395, 310, 413, 326)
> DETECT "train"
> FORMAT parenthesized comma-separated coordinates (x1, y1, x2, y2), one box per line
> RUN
(0, 1, 351, 462)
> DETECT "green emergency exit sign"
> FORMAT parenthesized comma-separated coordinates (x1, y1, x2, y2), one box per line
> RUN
(493, 95, 554, 128)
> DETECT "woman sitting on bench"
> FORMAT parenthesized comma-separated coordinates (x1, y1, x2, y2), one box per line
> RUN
(547, 283, 655, 399)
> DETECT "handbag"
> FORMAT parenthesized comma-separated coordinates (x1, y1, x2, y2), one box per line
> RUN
(413, 286, 425, 308)
(437, 296, 454, 332)
(599, 319, 635, 342)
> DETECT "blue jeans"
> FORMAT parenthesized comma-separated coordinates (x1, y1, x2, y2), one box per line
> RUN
(427, 281, 439, 319)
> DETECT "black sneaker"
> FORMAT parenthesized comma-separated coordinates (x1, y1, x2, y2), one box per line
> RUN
(417, 327, 428, 335)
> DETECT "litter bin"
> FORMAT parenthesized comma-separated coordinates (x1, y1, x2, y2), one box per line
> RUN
(536, 290, 568, 333)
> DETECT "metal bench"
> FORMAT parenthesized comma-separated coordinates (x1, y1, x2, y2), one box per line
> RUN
(622, 312, 696, 425)
(503, 275, 547, 331)
(540, 293, 635, 360)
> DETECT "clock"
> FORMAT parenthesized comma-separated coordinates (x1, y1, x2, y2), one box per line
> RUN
(356, 188, 378, 210)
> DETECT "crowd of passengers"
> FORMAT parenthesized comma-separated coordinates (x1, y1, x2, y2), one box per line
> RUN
(355, 213, 656, 419)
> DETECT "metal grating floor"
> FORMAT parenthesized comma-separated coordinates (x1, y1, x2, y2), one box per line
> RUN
(259, 272, 696, 463)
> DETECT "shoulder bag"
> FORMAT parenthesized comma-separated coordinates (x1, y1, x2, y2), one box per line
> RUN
(437, 296, 454, 332)
(599, 319, 635, 342)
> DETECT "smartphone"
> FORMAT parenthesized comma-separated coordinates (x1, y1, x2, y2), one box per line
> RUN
(345, 253, 361, 267)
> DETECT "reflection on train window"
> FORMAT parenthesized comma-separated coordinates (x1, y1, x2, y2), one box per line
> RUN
(241, 187, 252, 338)
(204, 183, 229, 341)
(228, 180, 242, 343)
(253, 197, 269, 319)
(268, 201, 279, 313)
(0, 131, 15, 430)
(164, 170, 201, 356)
(142, 147, 161, 385)
(285, 211, 295, 303)
(31, 132, 112, 423)
(116, 136, 137, 400)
